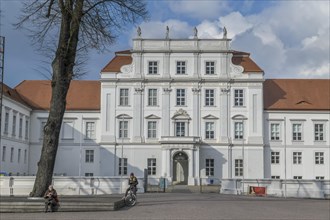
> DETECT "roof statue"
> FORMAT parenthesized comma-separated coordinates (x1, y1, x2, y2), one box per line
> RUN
(165, 26, 169, 39)
(223, 26, 227, 39)
(137, 26, 141, 37)
(193, 27, 198, 39)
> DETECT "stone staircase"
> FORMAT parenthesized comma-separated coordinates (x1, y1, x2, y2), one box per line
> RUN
(0, 195, 125, 213)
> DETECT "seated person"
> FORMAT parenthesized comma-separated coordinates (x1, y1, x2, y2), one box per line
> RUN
(44, 185, 59, 212)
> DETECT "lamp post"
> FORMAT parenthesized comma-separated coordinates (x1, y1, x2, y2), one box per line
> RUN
(240, 117, 246, 195)
(284, 117, 287, 198)
(119, 115, 126, 194)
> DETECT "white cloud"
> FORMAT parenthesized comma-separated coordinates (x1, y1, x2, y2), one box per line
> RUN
(196, 20, 222, 39)
(133, 1, 329, 79)
(218, 12, 253, 39)
(203, 2, 329, 78)
(168, 0, 229, 20)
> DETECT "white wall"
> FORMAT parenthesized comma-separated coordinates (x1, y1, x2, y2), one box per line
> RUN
(264, 111, 330, 180)
(0, 96, 31, 175)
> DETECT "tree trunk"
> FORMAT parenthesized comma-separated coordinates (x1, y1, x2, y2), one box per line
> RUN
(30, 0, 84, 197)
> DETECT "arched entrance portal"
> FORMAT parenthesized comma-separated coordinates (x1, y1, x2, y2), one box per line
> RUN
(173, 151, 188, 185)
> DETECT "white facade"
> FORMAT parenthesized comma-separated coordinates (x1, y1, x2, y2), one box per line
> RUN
(100, 38, 264, 185)
(264, 111, 330, 180)
(0, 37, 329, 186)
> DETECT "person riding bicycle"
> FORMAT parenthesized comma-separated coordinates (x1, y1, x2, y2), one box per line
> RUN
(125, 172, 138, 197)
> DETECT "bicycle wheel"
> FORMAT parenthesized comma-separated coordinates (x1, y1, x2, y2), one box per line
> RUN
(124, 193, 137, 206)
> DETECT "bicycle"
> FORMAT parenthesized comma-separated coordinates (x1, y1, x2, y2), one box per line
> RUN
(124, 186, 137, 207)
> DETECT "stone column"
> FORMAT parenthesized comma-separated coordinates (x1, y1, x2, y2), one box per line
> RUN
(194, 147, 200, 180)
(188, 148, 195, 185)
(192, 88, 201, 136)
(133, 52, 142, 78)
(193, 53, 200, 77)
(220, 88, 230, 143)
(133, 87, 143, 142)
(166, 148, 172, 182)
(162, 88, 172, 137)
(161, 148, 167, 177)
(163, 52, 170, 78)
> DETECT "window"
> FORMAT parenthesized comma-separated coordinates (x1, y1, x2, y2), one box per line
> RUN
(25, 120, 29, 139)
(205, 89, 215, 106)
(10, 147, 14, 163)
(234, 122, 243, 139)
(4, 112, 9, 134)
(85, 122, 96, 139)
(234, 89, 244, 106)
(2, 146, 6, 162)
(235, 159, 243, 176)
(24, 149, 27, 164)
(270, 123, 280, 140)
(205, 61, 215, 75)
(176, 61, 186, 74)
(147, 121, 157, 138)
(147, 158, 156, 175)
(119, 89, 129, 106)
(205, 159, 214, 176)
(85, 150, 94, 163)
(118, 158, 127, 175)
(271, 176, 280, 179)
(85, 173, 94, 177)
(148, 61, 158, 74)
(18, 149, 21, 163)
(176, 89, 186, 106)
(148, 89, 158, 106)
(293, 152, 302, 164)
(12, 115, 17, 136)
(315, 152, 324, 165)
(293, 176, 302, 180)
(292, 124, 302, 141)
(19, 117, 23, 138)
(119, 121, 128, 138)
(271, 151, 280, 164)
(62, 121, 74, 139)
(175, 122, 185, 137)
(205, 122, 215, 139)
(316, 176, 324, 180)
(314, 124, 324, 141)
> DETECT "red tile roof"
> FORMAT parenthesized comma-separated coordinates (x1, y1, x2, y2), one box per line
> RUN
(264, 79, 330, 111)
(101, 50, 132, 72)
(14, 80, 100, 110)
(232, 51, 263, 73)
(1, 83, 29, 107)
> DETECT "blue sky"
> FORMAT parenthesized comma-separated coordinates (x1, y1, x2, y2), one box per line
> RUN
(1, 0, 329, 88)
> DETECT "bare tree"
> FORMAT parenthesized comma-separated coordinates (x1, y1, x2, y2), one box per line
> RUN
(16, 0, 147, 197)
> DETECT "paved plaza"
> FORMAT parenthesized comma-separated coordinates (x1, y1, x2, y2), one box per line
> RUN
(1, 193, 329, 220)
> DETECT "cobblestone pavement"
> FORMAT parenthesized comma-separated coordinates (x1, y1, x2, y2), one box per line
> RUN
(1, 193, 329, 220)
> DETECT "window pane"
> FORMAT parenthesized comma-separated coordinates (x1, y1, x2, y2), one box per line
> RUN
(176, 61, 186, 74)
(176, 89, 186, 106)
(205, 61, 215, 75)
(176, 122, 185, 137)
(148, 61, 158, 74)
(120, 89, 129, 106)
(234, 89, 244, 106)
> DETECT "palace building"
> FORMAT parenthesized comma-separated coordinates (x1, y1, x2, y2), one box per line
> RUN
(1, 34, 329, 185)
